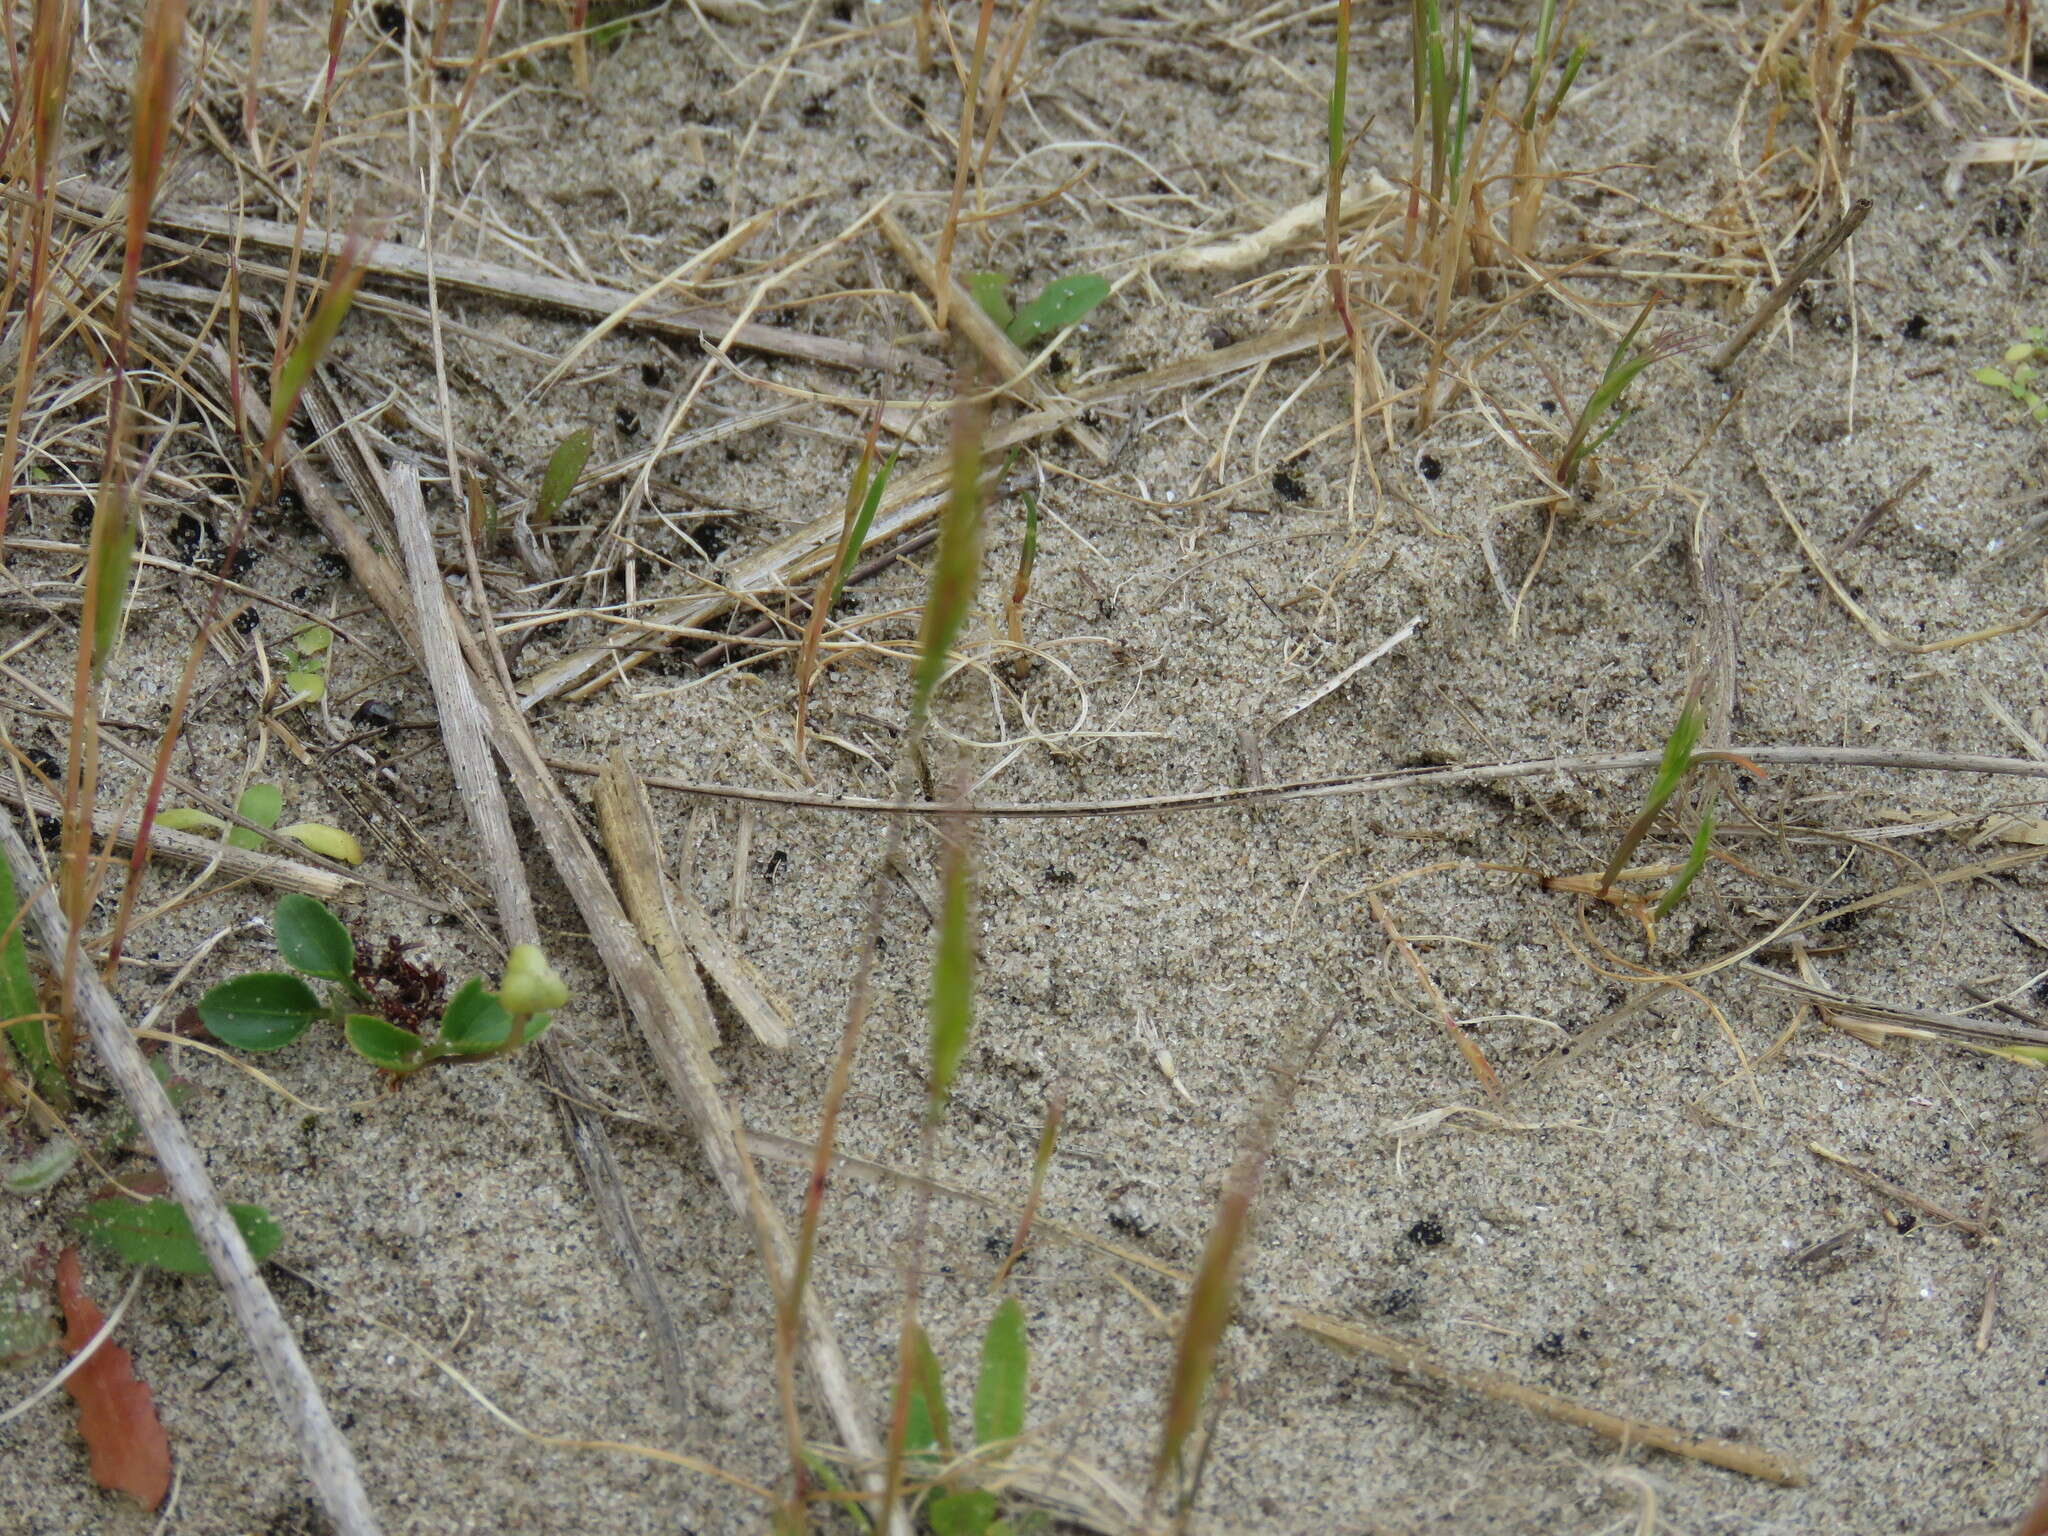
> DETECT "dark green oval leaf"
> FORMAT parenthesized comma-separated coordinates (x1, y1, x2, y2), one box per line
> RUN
(196, 972, 321, 1052)
(436, 978, 511, 1053)
(1004, 273, 1109, 348)
(72, 1197, 282, 1274)
(345, 1013, 424, 1071)
(273, 894, 355, 982)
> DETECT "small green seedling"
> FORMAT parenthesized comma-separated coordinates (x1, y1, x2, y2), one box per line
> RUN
(969, 271, 1111, 350)
(1974, 326, 2048, 424)
(902, 1298, 1034, 1536)
(279, 623, 331, 703)
(534, 426, 593, 524)
(1554, 296, 1697, 490)
(158, 784, 364, 866)
(195, 895, 562, 1074)
(1600, 694, 1702, 898)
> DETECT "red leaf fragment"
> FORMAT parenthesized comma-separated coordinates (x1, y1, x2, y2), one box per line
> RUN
(55, 1246, 170, 1510)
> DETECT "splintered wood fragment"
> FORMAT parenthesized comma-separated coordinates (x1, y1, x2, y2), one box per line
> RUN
(664, 876, 793, 1050)
(1290, 1310, 1806, 1486)
(594, 752, 724, 1074)
(1807, 1142, 1990, 1239)
(877, 206, 1110, 462)
(1711, 198, 1871, 373)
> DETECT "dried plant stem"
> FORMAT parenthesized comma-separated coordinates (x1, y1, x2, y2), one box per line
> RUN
(931, 0, 996, 332)
(0, 807, 384, 1534)
(1710, 199, 1870, 372)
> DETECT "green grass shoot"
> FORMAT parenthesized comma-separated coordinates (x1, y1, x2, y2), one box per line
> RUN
(263, 243, 367, 472)
(926, 815, 976, 1124)
(1554, 295, 1696, 490)
(1600, 692, 1703, 897)
(1654, 791, 1718, 920)
(911, 392, 989, 725)
(535, 426, 593, 524)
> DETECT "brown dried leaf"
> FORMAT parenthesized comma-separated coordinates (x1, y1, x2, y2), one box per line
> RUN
(56, 1246, 170, 1510)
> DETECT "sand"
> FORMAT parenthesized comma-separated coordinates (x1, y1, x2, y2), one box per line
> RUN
(4, 2, 2048, 1533)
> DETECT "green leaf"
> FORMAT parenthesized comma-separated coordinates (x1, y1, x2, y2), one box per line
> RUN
(436, 977, 513, 1053)
(228, 783, 284, 851)
(926, 820, 977, 1121)
(3, 1140, 77, 1195)
(0, 852, 61, 1104)
(1004, 273, 1110, 349)
(292, 624, 332, 655)
(904, 1322, 952, 1455)
(968, 271, 1013, 331)
(277, 823, 364, 866)
(273, 894, 355, 982)
(156, 808, 228, 835)
(1974, 366, 2015, 392)
(535, 427, 593, 524)
(85, 483, 135, 681)
(284, 669, 327, 702)
(196, 972, 322, 1051)
(973, 1296, 1028, 1449)
(930, 1489, 1000, 1536)
(345, 1013, 425, 1071)
(74, 1197, 281, 1274)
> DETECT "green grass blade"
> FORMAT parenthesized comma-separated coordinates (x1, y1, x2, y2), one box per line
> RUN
(926, 817, 976, 1123)
(1598, 696, 1702, 895)
(265, 242, 367, 462)
(911, 396, 988, 723)
(0, 854, 60, 1103)
(1654, 804, 1717, 920)
(84, 484, 134, 681)
(833, 434, 903, 603)
(904, 1322, 952, 1455)
(535, 426, 592, 524)
(973, 1296, 1028, 1449)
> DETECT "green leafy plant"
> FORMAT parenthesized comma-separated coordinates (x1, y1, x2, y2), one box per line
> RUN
(194, 895, 562, 1074)
(72, 1196, 281, 1274)
(1974, 326, 2048, 424)
(1599, 693, 1702, 899)
(903, 1298, 1035, 1536)
(1553, 296, 1699, 491)
(279, 622, 331, 703)
(969, 271, 1111, 350)
(158, 783, 364, 866)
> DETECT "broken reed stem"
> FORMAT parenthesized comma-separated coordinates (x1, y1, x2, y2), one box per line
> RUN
(0, 807, 384, 1535)
(1710, 198, 1870, 372)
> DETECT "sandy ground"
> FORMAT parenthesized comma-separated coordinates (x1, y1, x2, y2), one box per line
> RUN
(5, 1, 2048, 1533)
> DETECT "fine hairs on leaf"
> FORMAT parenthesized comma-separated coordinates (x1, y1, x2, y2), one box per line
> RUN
(73, 1197, 282, 1275)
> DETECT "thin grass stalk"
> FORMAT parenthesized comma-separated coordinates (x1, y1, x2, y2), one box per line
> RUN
(1325, 0, 1357, 345)
(269, 0, 351, 387)
(0, 0, 79, 558)
(796, 412, 883, 765)
(931, 0, 996, 333)
(994, 1084, 1063, 1285)
(1148, 1024, 1329, 1516)
(57, 0, 182, 1057)
(243, 0, 271, 157)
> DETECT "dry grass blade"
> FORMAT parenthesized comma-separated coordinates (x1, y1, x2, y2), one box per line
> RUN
(0, 808, 383, 1534)
(54, 186, 938, 380)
